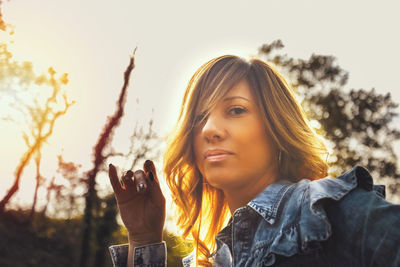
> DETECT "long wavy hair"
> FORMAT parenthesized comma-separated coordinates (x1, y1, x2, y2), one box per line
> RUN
(163, 55, 328, 266)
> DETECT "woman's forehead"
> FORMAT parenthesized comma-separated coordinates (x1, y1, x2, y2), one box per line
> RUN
(223, 80, 254, 101)
(195, 79, 255, 115)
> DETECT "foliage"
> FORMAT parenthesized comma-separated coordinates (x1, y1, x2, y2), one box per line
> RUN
(0, 208, 194, 267)
(258, 40, 400, 200)
(93, 194, 119, 267)
(39, 155, 85, 219)
(0, 2, 187, 266)
(164, 231, 194, 267)
(0, 210, 82, 267)
(0, 42, 74, 214)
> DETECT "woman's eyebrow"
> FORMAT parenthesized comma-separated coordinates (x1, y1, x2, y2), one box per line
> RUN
(223, 96, 250, 102)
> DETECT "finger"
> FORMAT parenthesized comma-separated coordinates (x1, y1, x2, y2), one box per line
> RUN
(133, 170, 148, 193)
(143, 160, 159, 184)
(122, 170, 135, 188)
(108, 164, 122, 194)
(143, 160, 165, 205)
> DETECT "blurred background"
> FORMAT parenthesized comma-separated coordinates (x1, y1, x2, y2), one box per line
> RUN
(0, 0, 399, 266)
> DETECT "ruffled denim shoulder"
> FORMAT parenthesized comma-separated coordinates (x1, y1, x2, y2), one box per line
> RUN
(304, 165, 383, 250)
(252, 165, 385, 266)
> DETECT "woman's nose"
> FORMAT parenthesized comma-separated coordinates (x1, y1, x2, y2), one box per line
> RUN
(201, 113, 226, 143)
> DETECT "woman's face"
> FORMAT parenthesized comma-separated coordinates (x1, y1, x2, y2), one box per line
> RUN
(193, 79, 278, 191)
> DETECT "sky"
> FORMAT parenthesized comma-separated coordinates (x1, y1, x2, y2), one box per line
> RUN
(1, 0, 399, 211)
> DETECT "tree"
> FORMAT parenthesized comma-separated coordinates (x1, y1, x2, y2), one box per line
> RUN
(0, 0, 11, 32)
(0, 43, 74, 215)
(0, 2, 75, 216)
(93, 194, 119, 267)
(78, 49, 137, 267)
(258, 40, 400, 200)
(40, 155, 85, 219)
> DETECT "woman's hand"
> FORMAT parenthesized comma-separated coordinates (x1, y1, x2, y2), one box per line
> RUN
(108, 160, 166, 246)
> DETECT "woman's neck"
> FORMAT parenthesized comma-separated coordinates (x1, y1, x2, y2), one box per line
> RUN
(224, 169, 278, 215)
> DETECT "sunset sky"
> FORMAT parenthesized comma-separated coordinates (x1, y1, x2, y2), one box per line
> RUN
(1, 0, 399, 210)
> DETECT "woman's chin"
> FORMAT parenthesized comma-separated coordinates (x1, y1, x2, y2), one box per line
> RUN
(204, 172, 235, 189)
(205, 180, 225, 190)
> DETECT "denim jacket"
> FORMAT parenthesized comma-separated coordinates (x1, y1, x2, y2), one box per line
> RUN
(109, 166, 400, 266)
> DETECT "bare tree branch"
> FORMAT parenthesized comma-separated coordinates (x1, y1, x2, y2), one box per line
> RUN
(79, 48, 137, 267)
(0, 67, 74, 215)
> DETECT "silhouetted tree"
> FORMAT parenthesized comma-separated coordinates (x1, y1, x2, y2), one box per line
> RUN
(39, 155, 85, 219)
(78, 49, 137, 267)
(93, 194, 119, 267)
(40, 176, 58, 218)
(258, 40, 400, 200)
(103, 117, 161, 172)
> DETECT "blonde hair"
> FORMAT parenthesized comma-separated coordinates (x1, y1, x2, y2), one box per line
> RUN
(163, 55, 328, 266)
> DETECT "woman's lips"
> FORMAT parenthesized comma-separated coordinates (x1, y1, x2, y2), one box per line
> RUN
(204, 150, 233, 162)
(206, 154, 231, 162)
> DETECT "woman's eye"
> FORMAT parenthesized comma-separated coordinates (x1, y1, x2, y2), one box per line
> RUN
(228, 106, 247, 116)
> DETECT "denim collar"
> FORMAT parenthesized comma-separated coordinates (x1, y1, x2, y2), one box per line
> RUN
(247, 180, 294, 225)
(215, 180, 294, 251)
(214, 180, 295, 262)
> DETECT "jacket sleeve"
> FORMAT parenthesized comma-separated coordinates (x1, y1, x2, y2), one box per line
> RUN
(327, 186, 400, 267)
(109, 241, 167, 267)
(358, 189, 400, 267)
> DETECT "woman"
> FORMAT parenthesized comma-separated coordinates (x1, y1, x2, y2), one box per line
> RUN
(108, 55, 400, 266)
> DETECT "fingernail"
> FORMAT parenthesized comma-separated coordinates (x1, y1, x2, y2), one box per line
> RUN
(149, 171, 155, 182)
(126, 170, 133, 179)
(137, 183, 146, 192)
